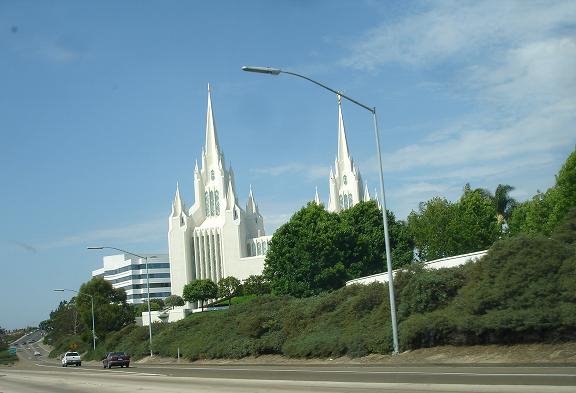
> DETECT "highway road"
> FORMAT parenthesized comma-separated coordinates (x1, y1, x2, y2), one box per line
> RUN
(1, 347, 575, 392)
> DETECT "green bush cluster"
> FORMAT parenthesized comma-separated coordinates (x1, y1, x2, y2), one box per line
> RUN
(399, 221, 576, 348)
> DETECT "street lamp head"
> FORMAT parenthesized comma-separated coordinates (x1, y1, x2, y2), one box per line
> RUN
(53, 289, 65, 292)
(86, 246, 104, 250)
(241, 66, 281, 75)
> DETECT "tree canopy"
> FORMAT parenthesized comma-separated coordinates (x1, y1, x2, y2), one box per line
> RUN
(264, 201, 413, 297)
(509, 147, 576, 236)
(164, 295, 185, 309)
(183, 279, 218, 310)
(407, 186, 500, 261)
(75, 277, 134, 342)
(217, 276, 241, 304)
(242, 275, 271, 296)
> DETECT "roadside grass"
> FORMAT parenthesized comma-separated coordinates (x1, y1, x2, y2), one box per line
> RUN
(0, 349, 18, 365)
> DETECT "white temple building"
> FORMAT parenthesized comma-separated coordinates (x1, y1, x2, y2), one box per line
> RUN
(168, 85, 271, 301)
(145, 88, 380, 326)
(324, 95, 379, 211)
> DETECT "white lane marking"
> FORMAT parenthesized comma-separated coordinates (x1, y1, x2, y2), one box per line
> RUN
(144, 365, 576, 378)
(33, 363, 166, 376)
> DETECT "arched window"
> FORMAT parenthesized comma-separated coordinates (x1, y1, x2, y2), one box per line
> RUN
(210, 170, 215, 181)
(339, 195, 344, 208)
(263, 242, 268, 254)
(343, 175, 348, 185)
(251, 242, 256, 256)
(209, 190, 215, 216)
(257, 242, 262, 255)
(214, 191, 220, 215)
(348, 193, 353, 208)
(204, 192, 209, 215)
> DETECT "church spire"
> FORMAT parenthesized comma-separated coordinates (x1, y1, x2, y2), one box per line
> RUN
(171, 181, 185, 217)
(205, 83, 221, 163)
(246, 184, 257, 213)
(337, 94, 351, 162)
(314, 187, 321, 204)
(363, 182, 371, 202)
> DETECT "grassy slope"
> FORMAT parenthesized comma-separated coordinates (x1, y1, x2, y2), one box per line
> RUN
(83, 215, 576, 361)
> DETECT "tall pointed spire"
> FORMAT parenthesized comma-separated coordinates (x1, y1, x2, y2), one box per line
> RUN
(247, 184, 257, 213)
(226, 177, 237, 209)
(205, 83, 221, 162)
(337, 94, 351, 162)
(314, 187, 321, 204)
(171, 182, 185, 217)
(363, 182, 371, 202)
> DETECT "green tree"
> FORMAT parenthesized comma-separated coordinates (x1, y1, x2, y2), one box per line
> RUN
(75, 277, 134, 342)
(509, 148, 576, 236)
(407, 188, 499, 261)
(0, 326, 7, 351)
(493, 184, 517, 225)
(456, 186, 500, 251)
(217, 276, 241, 305)
(134, 299, 164, 315)
(164, 295, 185, 309)
(41, 300, 85, 345)
(407, 197, 459, 261)
(242, 275, 271, 296)
(265, 201, 413, 297)
(339, 201, 414, 275)
(183, 279, 218, 311)
(264, 202, 347, 297)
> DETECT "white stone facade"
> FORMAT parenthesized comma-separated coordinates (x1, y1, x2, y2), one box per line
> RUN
(92, 253, 171, 304)
(168, 85, 271, 300)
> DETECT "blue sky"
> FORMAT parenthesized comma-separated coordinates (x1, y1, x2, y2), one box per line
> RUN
(1, 0, 575, 329)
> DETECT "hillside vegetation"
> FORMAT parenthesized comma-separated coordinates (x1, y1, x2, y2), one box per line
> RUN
(86, 210, 575, 360)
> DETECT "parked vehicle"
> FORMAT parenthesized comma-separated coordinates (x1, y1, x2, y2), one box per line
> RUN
(61, 351, 81, 367)
(102, 352, 130, 369)
(33, 351, 41, 356)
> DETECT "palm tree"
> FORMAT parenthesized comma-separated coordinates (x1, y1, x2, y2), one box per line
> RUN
(494, 184, 516, 225)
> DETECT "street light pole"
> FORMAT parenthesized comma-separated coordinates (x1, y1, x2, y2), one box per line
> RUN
(88, 246, 155, 357)
(54, 289, 96, 351)
(242, 65, 400, 354)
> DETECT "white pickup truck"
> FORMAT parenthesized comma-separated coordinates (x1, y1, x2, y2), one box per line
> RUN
(61, 351, 81, 367)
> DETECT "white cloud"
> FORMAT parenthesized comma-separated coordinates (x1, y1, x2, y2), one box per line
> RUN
(467, 37, 576, 109)
(42, 218, 166, 249)
(374, 100, 575, 173)
(341, 1, 576, 70)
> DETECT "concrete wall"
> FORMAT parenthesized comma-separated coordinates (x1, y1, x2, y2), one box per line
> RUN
(346, 250, 488, 286)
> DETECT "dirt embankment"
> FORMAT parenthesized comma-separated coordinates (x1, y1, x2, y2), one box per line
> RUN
(136, 342, 576, 366)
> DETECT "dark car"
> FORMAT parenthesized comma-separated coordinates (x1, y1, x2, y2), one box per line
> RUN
(102, 352, 130, 369)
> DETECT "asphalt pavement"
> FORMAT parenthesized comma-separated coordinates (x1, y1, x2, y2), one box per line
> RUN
(2, 348, 575, 393)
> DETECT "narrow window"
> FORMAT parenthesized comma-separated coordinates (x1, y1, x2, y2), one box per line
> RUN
(215, 191, 220, 215)
(209, 190, 215, 216)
